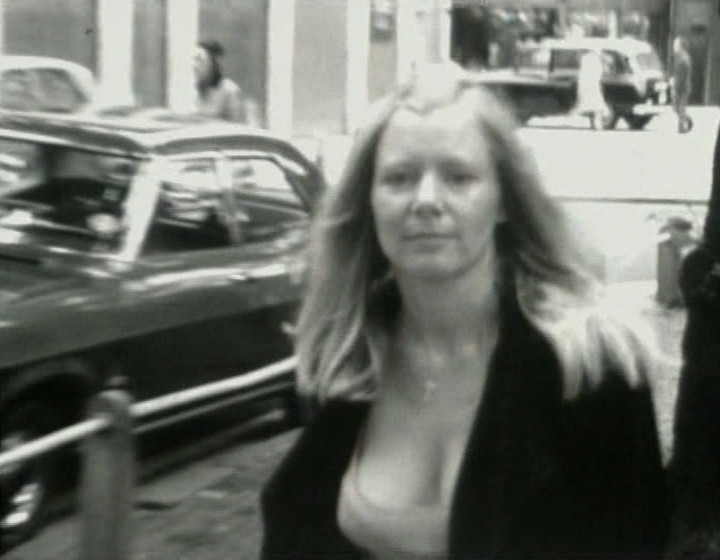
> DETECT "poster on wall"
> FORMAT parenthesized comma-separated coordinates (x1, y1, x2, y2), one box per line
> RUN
(372, 0, 396, 40)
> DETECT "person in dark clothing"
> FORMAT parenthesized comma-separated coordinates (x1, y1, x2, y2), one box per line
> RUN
(450, 6, 491, 69)
(261, 64, 668, 559)
(671, 37, 693, 134)
(193, 39, 257, 125)
(668, 123, 720, 558)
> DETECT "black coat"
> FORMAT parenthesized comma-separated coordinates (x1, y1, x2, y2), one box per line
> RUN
(668, 123, 720, 557)
(261, 297, 669, 559)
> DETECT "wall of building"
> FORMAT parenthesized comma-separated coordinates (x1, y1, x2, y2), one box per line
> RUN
(3, 0, 96, 70)
(198, 0, 268, 122)
(292, 0, 348, 135)
(368, 29, 397, 103)
(707, 5, 720, 105)
(673, 0, 719, 104)
(133, 0, 166, 107)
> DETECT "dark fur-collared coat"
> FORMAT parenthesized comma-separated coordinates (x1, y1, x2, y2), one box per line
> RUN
(261, 294, 669, 559)
(668, 123, 720, 559)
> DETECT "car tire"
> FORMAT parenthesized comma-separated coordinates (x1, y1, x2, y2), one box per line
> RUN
(624, 114, 653, 131)
(602, 110, 619, 130)
(0, 401, 59, 551)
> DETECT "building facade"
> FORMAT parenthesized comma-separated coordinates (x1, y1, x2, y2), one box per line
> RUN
(1, 0, 716, 138)
(0, 0, 450, 138)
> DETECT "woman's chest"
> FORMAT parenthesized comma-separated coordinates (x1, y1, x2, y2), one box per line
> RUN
(355, 395, 481, 507)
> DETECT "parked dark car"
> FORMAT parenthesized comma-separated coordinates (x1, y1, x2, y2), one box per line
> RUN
(478, 37, 671, 129)
(0, 111, 323, 547)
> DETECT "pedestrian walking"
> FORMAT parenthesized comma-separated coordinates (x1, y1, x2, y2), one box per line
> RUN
(668, 123, 720, 559)
(575, 50, 610, 129)
(260, 63, 668, 559)
(193, 39, 256, 125)
(670, 37, 693, 134)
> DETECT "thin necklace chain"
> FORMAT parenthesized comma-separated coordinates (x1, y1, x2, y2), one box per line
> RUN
(397, 325, 483, 403)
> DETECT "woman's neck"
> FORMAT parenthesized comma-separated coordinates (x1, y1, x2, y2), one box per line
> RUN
(395, 264, 499, 353)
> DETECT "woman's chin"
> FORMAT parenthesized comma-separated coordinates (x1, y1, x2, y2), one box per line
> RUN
(396, 259, 468, 282)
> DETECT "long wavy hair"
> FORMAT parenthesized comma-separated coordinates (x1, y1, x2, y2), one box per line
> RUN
(196, 40, 224, 92)
(296, 64, 653, 403)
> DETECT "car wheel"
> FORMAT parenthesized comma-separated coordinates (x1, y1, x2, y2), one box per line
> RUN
(0, 401, 59, 550)
(624, 114, 652, 131)
(598, 108, 618, 130)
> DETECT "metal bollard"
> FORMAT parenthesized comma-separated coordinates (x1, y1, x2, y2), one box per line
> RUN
(79, 390, 135, 560)
(657, 217, 697, 307)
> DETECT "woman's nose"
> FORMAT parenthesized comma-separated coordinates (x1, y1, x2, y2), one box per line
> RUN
(412, 172, 442, 213)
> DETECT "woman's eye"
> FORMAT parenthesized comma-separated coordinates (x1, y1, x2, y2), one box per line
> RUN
(381, 171, 413, 187)
(446, 172, 476, 186)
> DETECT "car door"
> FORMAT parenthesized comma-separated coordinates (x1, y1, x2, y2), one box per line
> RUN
(120, 152, 299, 401)
(600, 49, 638, 109)
(223, 150, 312, 363)
(549, 47, 587, 107)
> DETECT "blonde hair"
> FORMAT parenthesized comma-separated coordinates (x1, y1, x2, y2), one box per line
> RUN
(296, 64, 654, 402)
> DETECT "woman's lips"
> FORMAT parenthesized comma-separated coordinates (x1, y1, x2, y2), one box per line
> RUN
(403, 232, 454, 240)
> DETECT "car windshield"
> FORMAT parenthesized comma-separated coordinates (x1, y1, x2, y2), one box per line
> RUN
(516, 47, 550, 70)
(0, 138, 139, 255)
(635, 50, 662, 71)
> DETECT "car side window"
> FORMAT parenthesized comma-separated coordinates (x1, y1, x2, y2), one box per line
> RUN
(36, 69, 85, 112)
(0, 69, 40, 111)
(516, 48, 550, 71)
(601, 51, 624, 76)
(143, 158, 233, 254)
(552, 49, 584, 70)
(230, 158, 299, 204)
(229, 156, 307, 243)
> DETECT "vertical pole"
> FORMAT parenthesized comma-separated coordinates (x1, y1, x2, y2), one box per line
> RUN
(266, 0, 296, 136)
(396, 0, 416, 83)
(96, 0, 134, 106)
(345, 0, 371, 134)
(608, 10, 620, 38)
(0, 0, 4, 57)
(166, 0, 199, 112)
(436, 0, 453, 63)
(79, 391, 135, 560)
(667, 0, 678, 70)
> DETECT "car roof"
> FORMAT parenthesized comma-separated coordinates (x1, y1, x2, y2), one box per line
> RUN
(536, 37, 656, 54)
(0, 110, 303, 159)
(0, 55, 94, 73)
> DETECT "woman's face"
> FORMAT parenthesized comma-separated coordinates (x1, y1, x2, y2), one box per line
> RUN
(193, 48, 211, 83)
(371, 103, 503, 281)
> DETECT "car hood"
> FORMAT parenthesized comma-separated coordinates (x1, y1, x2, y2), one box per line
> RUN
(0, 242, 115, 305)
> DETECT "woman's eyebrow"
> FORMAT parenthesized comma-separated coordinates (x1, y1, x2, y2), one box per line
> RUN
(375, 155, 417, 169)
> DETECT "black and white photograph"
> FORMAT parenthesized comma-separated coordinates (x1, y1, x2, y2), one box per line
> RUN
(0, 0, 719, 558)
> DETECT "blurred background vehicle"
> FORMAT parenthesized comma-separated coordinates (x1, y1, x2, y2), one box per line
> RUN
(478, 37, 671, 129)
(1, 55, 136, 116)
(0, 110, 323, 548)
(0, 56, 96, 114)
